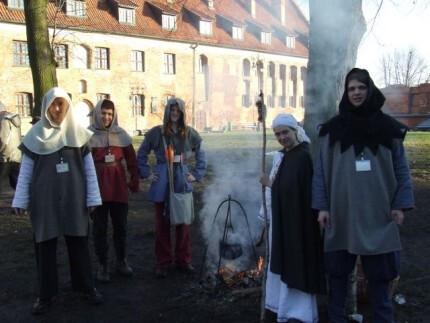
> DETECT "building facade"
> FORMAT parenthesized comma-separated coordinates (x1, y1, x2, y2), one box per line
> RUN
(381, 82, 430, 129)
(0, 0, 309, 135)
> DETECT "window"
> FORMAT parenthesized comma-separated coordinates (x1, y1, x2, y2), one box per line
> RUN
(95, 47, 109, 70)
(131, 94, 145, 116)
(131, 51, 144, 72)
(119, 7, 135, 24)
(163, 53, 176, 74)
(66, 0, 86, 17)
(199, 20, 212, 35)
(13, 41, 29, 66)
(243, 59, 251, 77)
(8, 0, 24, 9)
(208, 0, 214, 9)
(286, 36, 295, 48)
(16, 93, 32, 117)
(162, 14, 177, 30)
(97, 93, 110, 101)
(198, 55, 208, 74)
(242, 80, 251, 107)
(79, 80, 87, 93)
(164, 95, 174, 106)
(289, 96, 296, 108)
(74, 44, 90, 69)
(232, 26, 244, 40)
(54, 44, 68, 68)
(151, 97, 158, 113)
(261, 32, 271, 44)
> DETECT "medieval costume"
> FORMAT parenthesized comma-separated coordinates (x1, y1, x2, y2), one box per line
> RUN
(88, 99, 139, 282)
(262, 113, 326, 323)
(312, 68, 415, 322)
(12, 87, 103, 314)
(137, 97, 207, 277)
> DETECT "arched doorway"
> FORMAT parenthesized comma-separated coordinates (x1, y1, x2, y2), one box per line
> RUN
(74, 100, 93, 127)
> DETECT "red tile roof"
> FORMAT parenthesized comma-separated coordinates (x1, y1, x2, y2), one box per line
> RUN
(0, 0, 309, 57)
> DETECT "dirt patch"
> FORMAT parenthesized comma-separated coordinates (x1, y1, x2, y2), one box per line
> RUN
(0, 177, 429, 322)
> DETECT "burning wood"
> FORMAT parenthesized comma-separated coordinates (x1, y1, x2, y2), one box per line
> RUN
(217, 257, 264, 288)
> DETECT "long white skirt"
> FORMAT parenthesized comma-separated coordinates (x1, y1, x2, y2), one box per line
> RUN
(265, 267, 319, 322)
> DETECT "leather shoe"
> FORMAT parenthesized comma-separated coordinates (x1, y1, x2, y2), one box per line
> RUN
(176, 264, 196, 274)
(31, 298, 52, 314)
(116, 259, 133, 276)
(156, 267, 168, 278)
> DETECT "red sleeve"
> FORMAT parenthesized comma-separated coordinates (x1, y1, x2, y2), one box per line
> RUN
(124, 145, 139, 192)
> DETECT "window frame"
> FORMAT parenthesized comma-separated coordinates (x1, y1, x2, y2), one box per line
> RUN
(162, 14, 177, 30)
(15, 92, 32, 117)
(286, 35, 296, 48)
(131, 94, 145, 116)
(95, 47, 110, 70)
(66, 0, 87, 17)
(131, 50, 145, 72)
(8, 0, 24, 9)
(199, 20, 212, 35)
(261, 32, 271, 44)
(13, 41, 29, 66)
(163, 53, 176, 74)
(232, 26, 244, 40)
(119, 7, 135, 24)
(54, 44, 69, 69)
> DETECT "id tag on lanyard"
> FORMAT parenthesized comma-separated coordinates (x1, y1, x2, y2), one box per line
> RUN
(105, 154, 115, 163)
(355, 160, 371, 172)
(56, 162, 69, 173)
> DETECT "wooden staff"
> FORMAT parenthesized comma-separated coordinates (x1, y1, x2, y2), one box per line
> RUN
(256, 90, 269, 323)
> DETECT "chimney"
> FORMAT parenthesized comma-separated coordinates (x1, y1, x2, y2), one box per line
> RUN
(280, 0, 286, 25)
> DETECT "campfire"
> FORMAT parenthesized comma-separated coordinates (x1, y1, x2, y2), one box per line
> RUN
(217, 256, 264, 288)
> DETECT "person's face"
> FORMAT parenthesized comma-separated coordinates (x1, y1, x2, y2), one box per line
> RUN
(48, 97, 68, 125)
(169, 104, 182, 123)
(100, 108, 114, 128)
(347, 79, 368, 108)
(273, 125, 298, 151)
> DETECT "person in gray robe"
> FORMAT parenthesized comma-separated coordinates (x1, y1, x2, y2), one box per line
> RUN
(312, 68, 415, 322)
(12, 87, 103, 314)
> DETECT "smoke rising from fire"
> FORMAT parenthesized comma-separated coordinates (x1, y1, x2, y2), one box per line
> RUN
(199, 142, 272, 274)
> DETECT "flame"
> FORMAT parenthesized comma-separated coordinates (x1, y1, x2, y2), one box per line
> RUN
(257, 256, 263, 272)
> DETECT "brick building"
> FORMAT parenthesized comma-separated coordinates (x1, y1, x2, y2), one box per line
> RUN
(0, 0, 309, 135)
(381, 82, 430, 129)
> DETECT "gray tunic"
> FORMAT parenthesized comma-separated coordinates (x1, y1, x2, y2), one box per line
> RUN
(22, 145, 90, 243)
(314, 135, 414, 255)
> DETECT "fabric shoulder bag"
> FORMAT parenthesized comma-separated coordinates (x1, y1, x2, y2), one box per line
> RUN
(162, 132, 194, 226)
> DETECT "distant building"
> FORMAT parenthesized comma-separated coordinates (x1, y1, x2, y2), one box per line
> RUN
(381, 82, 430, 129)
(0, 0, 309, 135)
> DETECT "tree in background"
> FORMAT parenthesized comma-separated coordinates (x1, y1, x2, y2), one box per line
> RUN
(379, 47, 430, 87)
(24, 0, 58, 117)
(303, 0, 366, 157)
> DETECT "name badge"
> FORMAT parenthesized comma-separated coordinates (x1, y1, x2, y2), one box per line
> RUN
(355, 160, 371, 172)
(56, 162, 69, 173)
(105, 154, 115, 163)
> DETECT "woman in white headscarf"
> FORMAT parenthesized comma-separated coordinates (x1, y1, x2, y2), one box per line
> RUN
(12, 87, 103, 314)
(259, 113, 326, 323)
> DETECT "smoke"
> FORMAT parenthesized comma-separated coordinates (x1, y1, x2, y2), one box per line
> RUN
(198, 143, 271, 275)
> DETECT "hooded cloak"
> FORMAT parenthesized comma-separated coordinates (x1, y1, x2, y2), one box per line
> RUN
(318, 68, 408, 155)
(88, 99, 132, 148)
(22, 87, 92, 155)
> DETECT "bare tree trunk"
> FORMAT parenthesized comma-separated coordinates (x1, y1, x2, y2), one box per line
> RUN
(24, 0, 58, 117)
(304, 0, 366, 158)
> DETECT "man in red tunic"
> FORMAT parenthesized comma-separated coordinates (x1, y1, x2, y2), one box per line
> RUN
(89, 99, 139, 282)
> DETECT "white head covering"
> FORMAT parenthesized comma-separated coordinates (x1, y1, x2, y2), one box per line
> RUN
(272, 113, 311, 143)
(88, 99, 132, 147)
(0, 102, 7, 113)
(22, 87, 93, 155)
